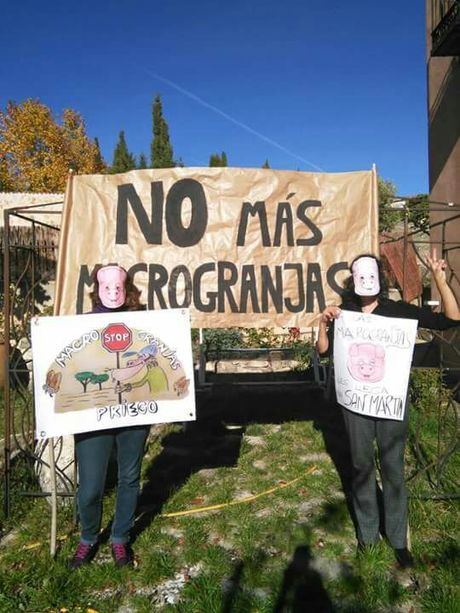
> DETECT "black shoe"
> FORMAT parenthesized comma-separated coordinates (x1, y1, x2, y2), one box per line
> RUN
(69, 541, 98, 569)
(111, 543, 133, 568)
(394, 547, 414, 569)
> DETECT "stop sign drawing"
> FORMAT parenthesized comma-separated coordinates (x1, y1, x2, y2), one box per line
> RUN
(101, 323, 133, 353)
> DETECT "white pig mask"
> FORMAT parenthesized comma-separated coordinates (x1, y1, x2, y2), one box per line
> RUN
(352, 257, 380, 297)
(97, 265, 127, 309)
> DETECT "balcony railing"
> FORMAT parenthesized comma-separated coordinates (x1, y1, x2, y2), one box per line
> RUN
(431, 0, 460, 56)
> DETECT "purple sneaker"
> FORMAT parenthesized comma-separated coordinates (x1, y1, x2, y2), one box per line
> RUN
(69, 541, 97, 569)
(111, 543, 133, 568)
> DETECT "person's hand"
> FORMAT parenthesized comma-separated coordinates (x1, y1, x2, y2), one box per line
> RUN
(426, 247, 447, 284)
(320, 306, 341, 325)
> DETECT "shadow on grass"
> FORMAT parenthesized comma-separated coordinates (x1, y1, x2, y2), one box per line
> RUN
(315, 498, 350, 533)
(129, 381, 356, 546)
(221, 551, 267, 612)
(423, 541, 460, 568)
(273, 545, 334, 612)
(131, 423, 246, 541)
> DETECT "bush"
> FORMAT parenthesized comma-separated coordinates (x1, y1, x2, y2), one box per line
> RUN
(202, 328, 243, 351)
(408, 368, 458, 492)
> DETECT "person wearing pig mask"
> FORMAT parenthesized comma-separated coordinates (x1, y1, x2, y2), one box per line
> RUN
(70, 265, 150, 570)
(316, 251, 460, 569)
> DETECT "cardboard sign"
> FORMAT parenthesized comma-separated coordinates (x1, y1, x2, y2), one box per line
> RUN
(31, 309, 195, 437)
(54, 167, 379, 327)
(333, 310, 417, 420)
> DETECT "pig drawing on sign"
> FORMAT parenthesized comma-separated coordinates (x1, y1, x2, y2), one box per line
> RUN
(111, 343, 168, 396)
(347, 343, 385, 383)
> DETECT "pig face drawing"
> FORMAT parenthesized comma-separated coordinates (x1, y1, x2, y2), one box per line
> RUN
(347, 343, 385, 383)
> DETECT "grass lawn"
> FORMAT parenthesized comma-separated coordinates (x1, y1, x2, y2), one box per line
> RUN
(0, 381, 458, 612)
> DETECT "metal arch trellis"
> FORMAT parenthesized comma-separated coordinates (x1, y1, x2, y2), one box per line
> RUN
(380, 196, 460, 499)
(2, 201, 76, 522)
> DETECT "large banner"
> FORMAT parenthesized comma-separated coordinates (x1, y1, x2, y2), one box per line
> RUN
(54, 167, 379, 327)
(334, 310, 417, 421)
(31, 309, 195, 437)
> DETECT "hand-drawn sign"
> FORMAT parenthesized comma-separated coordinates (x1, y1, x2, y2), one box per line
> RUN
(31, 309, 196, 437)
(333, 310, 417, 421)
(101, 323, 132, 353)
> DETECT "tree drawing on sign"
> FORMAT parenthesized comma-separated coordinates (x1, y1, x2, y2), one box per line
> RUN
(75, 372, 96, 393)
(92, 373, 109, 390)
(75, 371, 109, 393)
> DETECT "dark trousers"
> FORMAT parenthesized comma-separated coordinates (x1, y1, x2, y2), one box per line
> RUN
(75, 425, 150, 544)
(341, 405, 409, 549)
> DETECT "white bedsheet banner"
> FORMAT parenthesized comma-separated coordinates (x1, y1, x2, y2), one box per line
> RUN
(333, 310, 417, 421)
(31, 309, 195, 437)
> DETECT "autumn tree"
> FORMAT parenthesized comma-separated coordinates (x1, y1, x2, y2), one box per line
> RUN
(209, 151, 228, 167)
(111, 130, 136, 173)
(0, 157, 11, 191)
(151, 95, 174, 168)
(0, 99, 105, 192)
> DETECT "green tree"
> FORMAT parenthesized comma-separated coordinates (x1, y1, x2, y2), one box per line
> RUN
(407, 194, 429, 234)
(111, 130, 136, 173)
(209, 151, 228, 167)
(378, 176, 399, 233)
(262, 159, 270, 169)
(378, 177, 430, 235)
(93, 137, 106, 172)
(138, 152, 148, 169)
(151, 94, 174, 168)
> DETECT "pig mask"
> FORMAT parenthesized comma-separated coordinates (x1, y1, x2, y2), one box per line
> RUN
(352, 257, 380, 297)
(347, 343, 386, 383)
(97, 266, 127, 309)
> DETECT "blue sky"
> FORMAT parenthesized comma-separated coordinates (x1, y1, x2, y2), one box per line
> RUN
(1, 0, 428, 195)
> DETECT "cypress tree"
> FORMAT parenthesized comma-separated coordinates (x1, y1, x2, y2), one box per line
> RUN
(138, 152, 147, 169)
(262, 159, 270, 169)
(93, 137, 106, 172)
(111, 130, 136, 173)
(151, 95, 174, 168)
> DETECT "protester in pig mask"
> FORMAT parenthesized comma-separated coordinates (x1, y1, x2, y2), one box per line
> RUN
(70, 265, 149, 570)
(316, 251, 460, 569)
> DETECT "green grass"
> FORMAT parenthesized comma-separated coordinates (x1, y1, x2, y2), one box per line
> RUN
(0, 402, 459, 612)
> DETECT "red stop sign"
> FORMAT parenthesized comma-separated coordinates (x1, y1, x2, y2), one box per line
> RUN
(101, 323, 133, 352)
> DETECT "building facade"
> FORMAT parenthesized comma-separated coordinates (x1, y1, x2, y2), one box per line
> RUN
(426, 0, 460, 296)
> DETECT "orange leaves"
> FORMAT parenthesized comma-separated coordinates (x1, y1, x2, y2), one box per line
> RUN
(0, 98, 106, 192)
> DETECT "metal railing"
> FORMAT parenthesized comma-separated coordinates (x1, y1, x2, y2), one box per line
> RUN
(2, 198, 459, 518)
(431, 0, 457, 30)
(1, 202, 73, 520)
